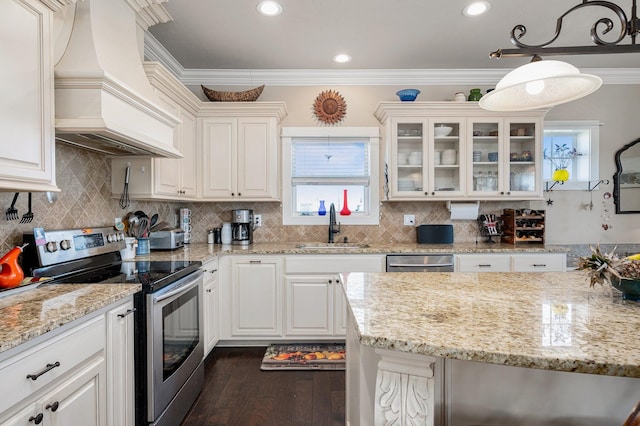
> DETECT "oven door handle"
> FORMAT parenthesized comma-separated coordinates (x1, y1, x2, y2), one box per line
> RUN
(152, 271, 203, 303)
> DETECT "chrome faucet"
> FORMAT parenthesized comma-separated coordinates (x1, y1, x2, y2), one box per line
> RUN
(328, 203, 340, 243)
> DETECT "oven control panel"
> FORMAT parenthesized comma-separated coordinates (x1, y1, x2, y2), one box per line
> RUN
(24, 227, 127, 267)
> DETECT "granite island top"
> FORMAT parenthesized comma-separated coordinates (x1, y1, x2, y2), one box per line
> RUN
(0, 283, 140, 356)
(340, 270, 640, 378)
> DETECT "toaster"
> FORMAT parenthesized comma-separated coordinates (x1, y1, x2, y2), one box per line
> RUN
(149, 228, 185, 250)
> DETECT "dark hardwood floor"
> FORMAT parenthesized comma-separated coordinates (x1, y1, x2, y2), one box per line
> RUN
(181, 347, 346, 426)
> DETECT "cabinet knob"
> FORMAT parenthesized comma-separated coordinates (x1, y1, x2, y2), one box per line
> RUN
(328, 279, 332, 284)
(238, 192, 242, 196)
(29, 414, 44, 424)
(206, 288, 213, 293)
(46, 401, 60, 412)
(209, 269, 218, 274)
(231, 192, 235, 196)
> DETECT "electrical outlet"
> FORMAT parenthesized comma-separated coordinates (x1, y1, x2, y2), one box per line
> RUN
(254, 215, 262, 227)
(403, 214, 415, 226)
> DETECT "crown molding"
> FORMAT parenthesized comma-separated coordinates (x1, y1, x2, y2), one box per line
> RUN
(144, 32, 640, 86)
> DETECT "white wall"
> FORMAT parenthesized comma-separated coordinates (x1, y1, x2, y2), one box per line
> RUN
(189, 83, 640, 244)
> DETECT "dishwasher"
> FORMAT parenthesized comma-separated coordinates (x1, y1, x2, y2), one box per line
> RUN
(386, 254, 454, 272)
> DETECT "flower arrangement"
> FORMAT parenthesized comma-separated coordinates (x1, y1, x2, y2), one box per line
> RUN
(576, 245, 640, 287)
(544, 143, 578, 170)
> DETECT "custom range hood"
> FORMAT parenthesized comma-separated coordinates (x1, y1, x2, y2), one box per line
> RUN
(54, 0, 181, 157)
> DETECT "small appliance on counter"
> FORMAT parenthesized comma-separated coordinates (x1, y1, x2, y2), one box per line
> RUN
(231, 209, 254, 246)
(149, 228, 185, 250)
(417, 224, 454, 244)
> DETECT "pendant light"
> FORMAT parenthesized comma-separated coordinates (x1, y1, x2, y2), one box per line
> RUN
(479, 55, 602, 111)
(481, 0, 639, 111)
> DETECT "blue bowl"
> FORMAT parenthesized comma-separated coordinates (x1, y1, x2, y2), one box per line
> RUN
(396, 89, 420, 102)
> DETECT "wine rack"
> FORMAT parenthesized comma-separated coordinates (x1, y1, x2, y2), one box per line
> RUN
(501, 209, 545, 245)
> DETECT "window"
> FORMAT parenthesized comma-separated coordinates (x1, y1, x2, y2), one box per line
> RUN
(282, 127, 380, 225)
(543, 121, 600, 190)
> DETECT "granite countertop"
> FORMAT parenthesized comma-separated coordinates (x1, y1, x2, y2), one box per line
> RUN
(0, 283, 140, 355)
(340, 270, 640, 378)
(0, 241, 567, 358)
(141, 242, 569, 262)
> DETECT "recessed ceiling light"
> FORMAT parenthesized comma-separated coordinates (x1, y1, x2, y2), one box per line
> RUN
(463, 1, 491, 16)
(257, 1, 282, 16)
(333, 54, 352, 64)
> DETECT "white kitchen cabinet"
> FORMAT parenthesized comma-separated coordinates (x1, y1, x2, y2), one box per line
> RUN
(284, 275, 335, 336)
(284, 255, 385, 338)
(0, 0, 60, 192)
(467, 118, 542, 199)
(455, 254, 511, 272)
(455, 253, 566, 272)
(0, 312, 107, 425)
(0, 296, 135, 426)
(202, 257, 219, 355)
(229, 256, 283, 337)
(198, 103, 287, 201)
(374, 102, 548, 201)
(105, 299, 135, 426)
(110, 63, 199, 201)
(511, 253, 566, 272)
(385, 117, 466, 199)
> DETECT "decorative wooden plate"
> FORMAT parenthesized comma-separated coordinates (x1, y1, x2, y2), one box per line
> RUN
(313, 90, 347, 125)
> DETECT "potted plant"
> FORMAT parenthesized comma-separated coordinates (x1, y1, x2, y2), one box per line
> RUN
(577, 246, 640, 300)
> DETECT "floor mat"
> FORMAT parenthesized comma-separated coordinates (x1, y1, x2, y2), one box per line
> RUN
(260, 343, 346, 370)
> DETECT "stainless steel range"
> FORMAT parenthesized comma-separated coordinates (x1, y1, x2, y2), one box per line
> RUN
(21, 227, 204, 426)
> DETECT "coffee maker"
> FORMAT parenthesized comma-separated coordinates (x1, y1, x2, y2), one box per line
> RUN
(231, 209, 254, 245)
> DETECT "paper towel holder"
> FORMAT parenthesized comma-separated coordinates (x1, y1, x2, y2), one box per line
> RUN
(446, 201, 479, 215)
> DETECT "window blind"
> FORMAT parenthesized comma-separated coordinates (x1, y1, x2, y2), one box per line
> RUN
(292, 138, 369, 178)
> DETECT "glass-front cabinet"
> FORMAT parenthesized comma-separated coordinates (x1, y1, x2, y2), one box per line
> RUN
(505, 120, 541, 197)
(467, 118, 541, 198)
(375, 102, 546, 201)
(390, 118, 465, 199)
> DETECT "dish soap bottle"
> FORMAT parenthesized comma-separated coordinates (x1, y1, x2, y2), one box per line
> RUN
(0, 243, 28, 289)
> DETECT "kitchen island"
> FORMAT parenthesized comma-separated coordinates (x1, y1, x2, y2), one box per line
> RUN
(341, 271, 640, 425)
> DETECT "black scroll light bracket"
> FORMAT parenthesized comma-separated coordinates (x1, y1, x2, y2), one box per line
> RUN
(477, 214, 503, 244)
(544, 180, 565, 206)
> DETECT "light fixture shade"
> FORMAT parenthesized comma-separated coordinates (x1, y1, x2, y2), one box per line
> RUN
(479, 60, 602, 111)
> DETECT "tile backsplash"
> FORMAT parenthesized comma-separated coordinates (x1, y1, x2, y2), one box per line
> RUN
(0, 144, 526, 254)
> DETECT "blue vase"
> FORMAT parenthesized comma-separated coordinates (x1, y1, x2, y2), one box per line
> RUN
(318, 200, 327, 216)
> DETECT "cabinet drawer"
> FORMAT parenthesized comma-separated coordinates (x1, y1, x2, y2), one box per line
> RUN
(202, 257, 219, 284)
(512, 254, 565, 272)
(285, 255, 384, 274)
(0, 315, 105, 413)
(456, 255, 511, 272)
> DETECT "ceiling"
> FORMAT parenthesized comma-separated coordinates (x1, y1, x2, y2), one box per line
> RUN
(148, 0, 640, 74)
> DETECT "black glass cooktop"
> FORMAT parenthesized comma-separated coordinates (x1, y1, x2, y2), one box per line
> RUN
(45, 260, 202, 292)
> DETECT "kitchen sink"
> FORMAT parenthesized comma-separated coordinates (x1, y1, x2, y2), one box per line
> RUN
(295, 243, 370, 250)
